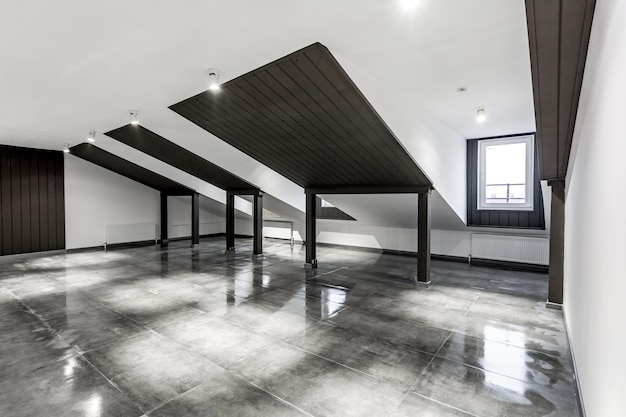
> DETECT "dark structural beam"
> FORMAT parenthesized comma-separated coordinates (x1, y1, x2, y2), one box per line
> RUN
(226, 191, 235, 252)
(417, 189, 432, 286)
(306, 186, 430, 195)
(191, 192, 200, 247)
(253, 192, 264, 255)
(160, 193, 168, 247)
(305, 192, 317, 268)
(548, 180, 565, 306)
(525, 0, 596, 180)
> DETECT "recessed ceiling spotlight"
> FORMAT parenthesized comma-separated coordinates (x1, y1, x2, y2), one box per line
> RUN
(399, 0, 420, 12)
(87, 130, 96, 143)
(456, 87, 467, 93)
(476, 108, 487, 123)
(63, 144, 70, 153)
(208, 68, 220, 91)
(129, 110, 139, 125)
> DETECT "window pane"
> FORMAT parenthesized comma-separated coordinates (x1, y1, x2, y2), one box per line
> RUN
(485, 142, 526, 204)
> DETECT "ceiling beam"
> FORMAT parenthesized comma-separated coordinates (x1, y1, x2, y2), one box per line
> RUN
(525, 0, 596, 180)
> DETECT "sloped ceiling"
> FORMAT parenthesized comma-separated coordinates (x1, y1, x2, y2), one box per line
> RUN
(0, 1, 536, 230)
(171, 42, 431, 190)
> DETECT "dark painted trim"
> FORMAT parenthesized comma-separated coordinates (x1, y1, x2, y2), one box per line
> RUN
(470, 258, 549, 274)
(431, 254, 469, 264)
(562, 311, 588, 417)
(306, 186, 430, 195)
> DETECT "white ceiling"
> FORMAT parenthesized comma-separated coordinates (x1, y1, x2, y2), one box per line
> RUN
(0, 0, 536, 229)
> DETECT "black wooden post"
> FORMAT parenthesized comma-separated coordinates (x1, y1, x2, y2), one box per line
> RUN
(191, 192, 200, 247)
(417, 189, 432, 286)
(253, 192, 264, 255)
(547, 180, 565, 307)
(305, 191, 317, 268)
(226, 191, 235, 252)
(160, 193, 168, 247)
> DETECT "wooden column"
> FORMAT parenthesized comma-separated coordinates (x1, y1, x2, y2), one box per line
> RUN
(253, 192, 264, 255)
(226, 191, 235, 252)
(417, 189, 432, 286)
(305, 192, 317, 268)
(160, 193, 168, 247)
(548, 180, 565, 307)
(191, 192, 200, 247)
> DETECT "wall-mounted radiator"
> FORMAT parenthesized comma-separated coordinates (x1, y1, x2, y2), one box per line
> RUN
(104, 222, 157, 250)
(471, 233, 549, 265)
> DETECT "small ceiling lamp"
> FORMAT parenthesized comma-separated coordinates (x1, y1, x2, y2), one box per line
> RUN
(87, 130, 96, 143)
(129, 110, 140, 125)
(476, 108, 486, 123)
(208, 68, 220, 91)
(63, 144, 70, 153)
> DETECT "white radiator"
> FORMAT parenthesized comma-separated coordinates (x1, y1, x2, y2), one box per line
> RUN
(471, 233, 549, 265)
(104, 222, 157, 249)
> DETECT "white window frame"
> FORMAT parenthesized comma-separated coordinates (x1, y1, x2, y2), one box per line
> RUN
(477, 135, 534, 211)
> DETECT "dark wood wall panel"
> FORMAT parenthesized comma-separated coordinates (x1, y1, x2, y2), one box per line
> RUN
(170, 42, 432, 190)
(0, 145, 65, 256)
(466, 137, 545, 229)
(317, 197, 356, 221)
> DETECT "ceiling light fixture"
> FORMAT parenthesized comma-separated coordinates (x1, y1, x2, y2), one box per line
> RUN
(399, 0, 420, 12)
(87, 130, 96, 143)
(456, 87, 467, 93)
(63, 144, 70, 153)
(129, 110, 140, 125)
(476, 108, 486, 123)
(208, 68, 220, 91)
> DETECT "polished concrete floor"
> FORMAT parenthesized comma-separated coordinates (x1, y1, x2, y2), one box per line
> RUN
(0, 237, 578, 417)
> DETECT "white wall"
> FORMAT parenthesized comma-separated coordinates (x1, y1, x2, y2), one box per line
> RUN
(65, 155, 160, 249)
(564, 0, 626, 415)
(65, 156, 227, 249)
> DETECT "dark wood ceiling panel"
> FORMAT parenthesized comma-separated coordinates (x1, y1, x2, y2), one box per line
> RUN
(525, 0, 596, 180)
(170, 42, 432, 190)
(103, 125, 258, 191)
(70, 143, 193, 195)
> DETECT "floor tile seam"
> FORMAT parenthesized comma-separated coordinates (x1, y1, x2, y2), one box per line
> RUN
(461, 311, 567, 335)
(406, 324, 457, 395)
(76, 329, 154, 355)
(332, 304, 460, 335)
(71, 343, 149, 415)
(284, 341, 414, 396)
(412, 393, 481, 417)
(472, 298, 565, 317)
(411, 354, 579, 399)
(441, 328, 573, 363)
(313, 320, 439, 358)
(142, 383, 206, 416)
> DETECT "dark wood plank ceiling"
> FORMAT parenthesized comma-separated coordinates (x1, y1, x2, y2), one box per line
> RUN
(170, 42, 432, 190)
(104, 125, 258, 192)
(70, 143, 193, 195)
(525, 0, 596, 180)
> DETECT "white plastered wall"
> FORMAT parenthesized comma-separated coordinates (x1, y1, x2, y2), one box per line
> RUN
(563, 0, 626, 415)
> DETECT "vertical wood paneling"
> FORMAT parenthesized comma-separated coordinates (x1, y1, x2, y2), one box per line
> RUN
(29, 159, 40, 252)
(20, 153, 31, 253)
(0, 145, 65, 256)
(11, 152, 22, 253)
(1, 149, 13, 254)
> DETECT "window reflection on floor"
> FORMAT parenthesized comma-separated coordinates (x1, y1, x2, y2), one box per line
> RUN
(482, 325, 528, 397)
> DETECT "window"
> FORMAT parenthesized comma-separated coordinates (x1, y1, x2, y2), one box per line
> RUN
(478, 135, 534, 211)
(466, 133, 545, 229)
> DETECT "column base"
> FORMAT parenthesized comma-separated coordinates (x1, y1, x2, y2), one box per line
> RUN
(304, 259, 318, 269)
(224, 247, 236, 254)
(545, 301, 563, 310)
(415, 280, 432, 288)
(160, 239, 169, 248)
(252, 253, 264, 258)
(190, 243, 200, 248)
